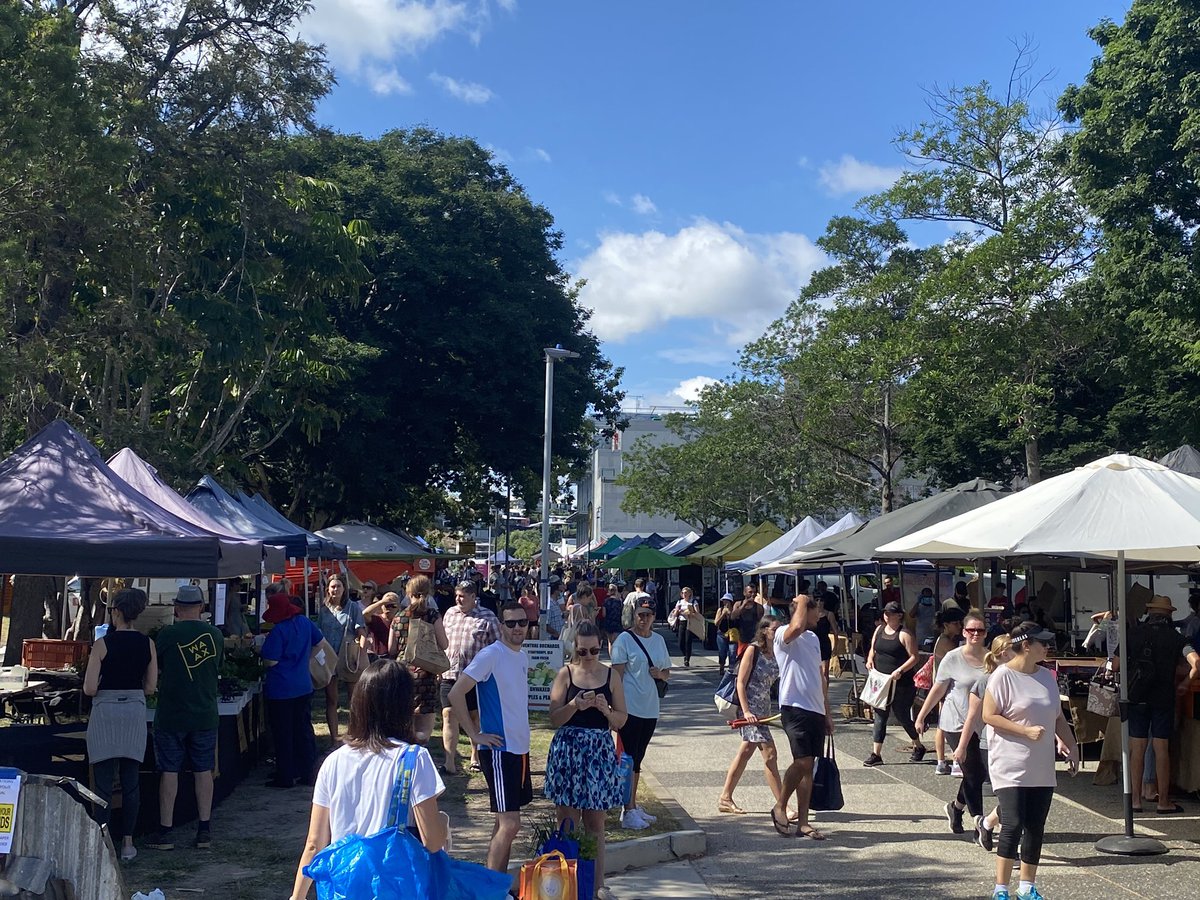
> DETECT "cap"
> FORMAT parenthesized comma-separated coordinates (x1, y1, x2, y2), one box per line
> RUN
(635, 599, 656, 613)
(883, 601, 903, 615)
(174, 585, 205, 605)
(1010, 626, 1056, 645)
(263, 592, 300, 624)
(720, 591, 734, 602)
(942, 607, 965, 623)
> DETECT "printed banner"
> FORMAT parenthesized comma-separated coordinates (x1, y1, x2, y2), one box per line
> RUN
(522, 640, 564, 711)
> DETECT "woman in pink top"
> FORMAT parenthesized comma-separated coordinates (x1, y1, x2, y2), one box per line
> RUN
(981, 623, 1078, 900)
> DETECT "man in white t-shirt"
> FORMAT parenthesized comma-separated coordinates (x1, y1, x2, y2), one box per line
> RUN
(771, 595, 832, 840)
(623, 577, 651, 630)
(449, 601, 531, 873)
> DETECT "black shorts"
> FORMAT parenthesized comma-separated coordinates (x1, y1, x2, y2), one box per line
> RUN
(439, 679, 478, 712)
(780, 706, 826, 760)
(479, 748, 533, 813)
(618, 714, 658, 772)
(1128, 703, 1174, 740)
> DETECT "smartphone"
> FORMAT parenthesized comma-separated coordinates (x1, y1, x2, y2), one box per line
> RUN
(581, 690, 595, 703)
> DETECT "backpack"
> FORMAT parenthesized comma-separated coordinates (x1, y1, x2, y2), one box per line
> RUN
(1126, 624, 1157, 705)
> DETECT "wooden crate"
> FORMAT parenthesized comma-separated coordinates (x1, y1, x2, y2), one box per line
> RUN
(22, 639, 88, 670)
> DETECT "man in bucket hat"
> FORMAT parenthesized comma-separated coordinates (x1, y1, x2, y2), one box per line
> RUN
(146, 585, 223, 851)
(1120, 595, 1200, 814)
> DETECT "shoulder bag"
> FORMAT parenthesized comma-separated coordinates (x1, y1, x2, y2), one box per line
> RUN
(810, 735, 845, 811)
(714, 647, 757, 716)
(913, 654, 935, 691)
(310, 638, 339, 691)
(403, 613, 451, 677)
(628, 631, 668, 698)
(336, 621, 369, 684)
(304, 745, 512, 900)
(859, 626, 894, 709)
(1087, 659, 1119, 718)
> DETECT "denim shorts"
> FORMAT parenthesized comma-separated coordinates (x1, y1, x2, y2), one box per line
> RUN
(154, 728, 218, 773)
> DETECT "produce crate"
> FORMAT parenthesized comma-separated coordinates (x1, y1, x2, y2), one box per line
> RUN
(22, 639, 88, 670)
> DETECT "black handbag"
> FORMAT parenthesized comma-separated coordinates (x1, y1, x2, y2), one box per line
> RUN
(810, 736, 844, 811)
(628, 631, 668, 698)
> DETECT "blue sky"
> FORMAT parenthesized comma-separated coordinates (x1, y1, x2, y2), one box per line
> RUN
(301, 1, 1130, 411)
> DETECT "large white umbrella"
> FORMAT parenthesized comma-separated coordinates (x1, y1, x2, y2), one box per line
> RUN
(878, 453, 1200, 856)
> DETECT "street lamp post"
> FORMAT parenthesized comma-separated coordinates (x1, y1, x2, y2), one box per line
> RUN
(541, 345, 580, 614)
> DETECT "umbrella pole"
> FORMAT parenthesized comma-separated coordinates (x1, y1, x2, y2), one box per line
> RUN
(1095, 549, 1167, 855)
(841, 561, 861, 702)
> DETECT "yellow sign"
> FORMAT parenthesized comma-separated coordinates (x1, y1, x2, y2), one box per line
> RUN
(0, 803, 13, 832)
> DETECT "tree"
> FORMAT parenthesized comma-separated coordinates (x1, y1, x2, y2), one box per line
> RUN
(618, 380, 852, 529)
(1060, 0, 1200, 451)
(742, 217, 928, 513)
(864, 52, 1098, 483)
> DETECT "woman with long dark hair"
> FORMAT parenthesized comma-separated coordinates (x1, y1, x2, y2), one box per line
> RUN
(718, 615, 784, 815)
(982, 622, 1078, 900)
(290, 660, 447, 900)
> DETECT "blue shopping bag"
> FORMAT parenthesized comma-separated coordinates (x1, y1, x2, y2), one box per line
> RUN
(616, 752, 634, 807)
(304, 745, 511, 900)
(538, 819, 593, 900)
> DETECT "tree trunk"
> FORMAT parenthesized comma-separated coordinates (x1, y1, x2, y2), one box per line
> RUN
(4, 576, 60, 664)
(1025, 437, 1042, 485)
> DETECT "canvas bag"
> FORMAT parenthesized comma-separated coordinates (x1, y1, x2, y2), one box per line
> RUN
(811, 735, 845, 811)
(1087, 660, 1119, 718)
(404, 614, 451, 676)
(860, 668, 894, 710)
(336, 622, 369, 684)
(310, 638, 339, 690)
(518, 851, 577, 900)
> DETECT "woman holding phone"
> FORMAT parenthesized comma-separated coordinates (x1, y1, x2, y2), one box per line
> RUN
(545, 622, 628, 900)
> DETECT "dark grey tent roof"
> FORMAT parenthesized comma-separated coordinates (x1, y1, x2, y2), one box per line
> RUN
(0, 421, 264, 577)
(237, 491, 348, 560)
(185, 476, 309, 558)
(797, 479, 1010, 563)
(108, 448, 285, 573)
(1159, 445, 1200, 478)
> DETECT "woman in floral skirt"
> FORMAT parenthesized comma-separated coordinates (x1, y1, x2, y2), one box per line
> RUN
(545, 622, 629, 900)
(718, 615, 784, 815)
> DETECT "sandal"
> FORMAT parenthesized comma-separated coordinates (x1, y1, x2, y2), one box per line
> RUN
(1156, 803, 1185, 814)
(798, 824, 827, 841)
(469, 762, 482, 773)
(788, 811, 801, 824)
(770, 806, 792, 836)
(718, 799, 746, 815)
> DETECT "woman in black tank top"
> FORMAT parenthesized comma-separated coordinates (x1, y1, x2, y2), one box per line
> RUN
(545, 623, 629, 900)
(863, 603, 926, 767)
(83, 588, 157, 861)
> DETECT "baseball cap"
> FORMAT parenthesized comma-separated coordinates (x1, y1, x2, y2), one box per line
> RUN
(720, 591, 734, 601)
(174, 585, 205, 605)
(635, 599, 655, 613)
(1010, 623, 1056, 645)
(883, 601, 903, 615)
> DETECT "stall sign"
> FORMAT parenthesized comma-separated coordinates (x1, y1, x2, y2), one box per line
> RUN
(0, 768, 21, 853)
(522, 640, 563, 711)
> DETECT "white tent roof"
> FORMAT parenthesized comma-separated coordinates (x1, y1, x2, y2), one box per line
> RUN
(746, 512, 867, 575)
(876, 454, 1200, 564)
(726, 516, 826, 572)
(1159, 444, 1200, 478)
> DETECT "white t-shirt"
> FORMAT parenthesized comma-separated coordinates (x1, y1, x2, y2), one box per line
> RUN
(313, 742, 444, 843)
(934, 647, 988, 733)
(984, 664, 1061, 791)
(774, 628, 826, 715)
(610, 630, 671, 719)
(463, 641, 530, 754)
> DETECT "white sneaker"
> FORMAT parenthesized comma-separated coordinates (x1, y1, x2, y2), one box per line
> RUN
(620, 809, 650, 830)
(634, 805, 657, 824)
(120, 845, 137, 862)
(951, 761, 963, 778)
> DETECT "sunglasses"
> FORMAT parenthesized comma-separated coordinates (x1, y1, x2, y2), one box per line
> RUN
(575, 647, 602, 656)
(963, 628, 986, 635)
(502, 619, 528, 629)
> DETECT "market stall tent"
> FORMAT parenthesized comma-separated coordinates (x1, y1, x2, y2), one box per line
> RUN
(107, 447, 285, 573)
(315, 521, 436, 585)
(1158, 444, 1200, 478)
(687, 522, 783, 566)
(185, 476, 309, 559)
(607, 545, 688, 570)
(0, 421, 264, 577)
(726, 515, 827, 573)
(236, 491, 347, 560)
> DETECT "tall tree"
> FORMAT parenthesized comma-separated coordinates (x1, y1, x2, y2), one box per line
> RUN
(864, 53, 1097, 483)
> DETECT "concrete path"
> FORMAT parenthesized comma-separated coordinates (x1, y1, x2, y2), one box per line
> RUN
(640, 629, 1200, 899)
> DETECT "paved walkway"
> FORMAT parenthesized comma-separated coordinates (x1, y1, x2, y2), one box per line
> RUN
(638, 629, 1200, 899)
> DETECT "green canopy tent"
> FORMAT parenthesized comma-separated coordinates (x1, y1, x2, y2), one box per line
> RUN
(687, 522, 783, 566)
(591, 535, 627, 559)
(606, 545, 689, 570)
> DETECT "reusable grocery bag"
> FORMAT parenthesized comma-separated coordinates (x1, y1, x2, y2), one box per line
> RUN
(810, 736, 844, 812)
(519, 851, 577, 900)
(304, 745, 511, 900)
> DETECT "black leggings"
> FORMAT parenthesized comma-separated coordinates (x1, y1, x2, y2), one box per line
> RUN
(995, 786, 1055, 865)
(945, 731, 984, 817)
(676, 623, 694, 663)
(872, 676, 920, 744)
(93, 756, 141, 838)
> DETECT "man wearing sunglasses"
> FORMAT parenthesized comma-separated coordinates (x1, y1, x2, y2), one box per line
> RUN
(449, 601, 532, 873)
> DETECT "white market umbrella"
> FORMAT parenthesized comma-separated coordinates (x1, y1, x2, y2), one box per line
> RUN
(878, 453, 1200, 856)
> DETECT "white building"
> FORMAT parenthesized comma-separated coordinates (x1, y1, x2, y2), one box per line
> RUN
(575, 409, 694, 540)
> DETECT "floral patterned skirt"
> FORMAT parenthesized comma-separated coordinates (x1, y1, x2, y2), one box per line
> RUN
(543, 726, 624, 811)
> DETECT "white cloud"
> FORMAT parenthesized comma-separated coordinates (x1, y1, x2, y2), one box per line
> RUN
(364, 65, 413, 96)
(575, 219, 825, 344)
(818, 154, 904, 195)
(531, 147, 552, 163)
(302, 0, 473, 74)
(672, 376, 720, 403)
(429, 72, 494, 103)
(603, 191, 623, 207)
(630, 194, 658, 216)
(657, 344, 726, 365)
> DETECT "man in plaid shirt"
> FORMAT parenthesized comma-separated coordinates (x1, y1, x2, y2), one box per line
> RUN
(440, 580, 500, 775)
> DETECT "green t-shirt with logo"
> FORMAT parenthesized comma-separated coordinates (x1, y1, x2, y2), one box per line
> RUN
(155, 620, 224, 732)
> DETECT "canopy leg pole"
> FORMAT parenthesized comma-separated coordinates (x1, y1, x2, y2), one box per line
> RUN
(1096, 549, 1167, 856)
(304, 554, 310, 617)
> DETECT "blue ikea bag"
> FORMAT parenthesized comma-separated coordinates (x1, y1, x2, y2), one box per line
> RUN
(304, 745, 512, 900)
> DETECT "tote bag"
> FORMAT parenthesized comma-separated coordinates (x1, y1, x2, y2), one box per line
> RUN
(860, 668, 894, 710)
(303, 746, 511, 900)
(336, 623, 370, 684)
(403, 615, 451, 676)
(913, 654, 935, 692)
(518, 851, 577, 900)
(310, 638, 339, 690)
(1087, 661, 1119, 718)
(811, 736, 845, 811)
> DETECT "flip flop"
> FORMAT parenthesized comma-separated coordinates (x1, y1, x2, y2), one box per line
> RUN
(770, 807, 792, 836)
(1155, 804, 1185, 814)
(797, 824, 827, 841)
